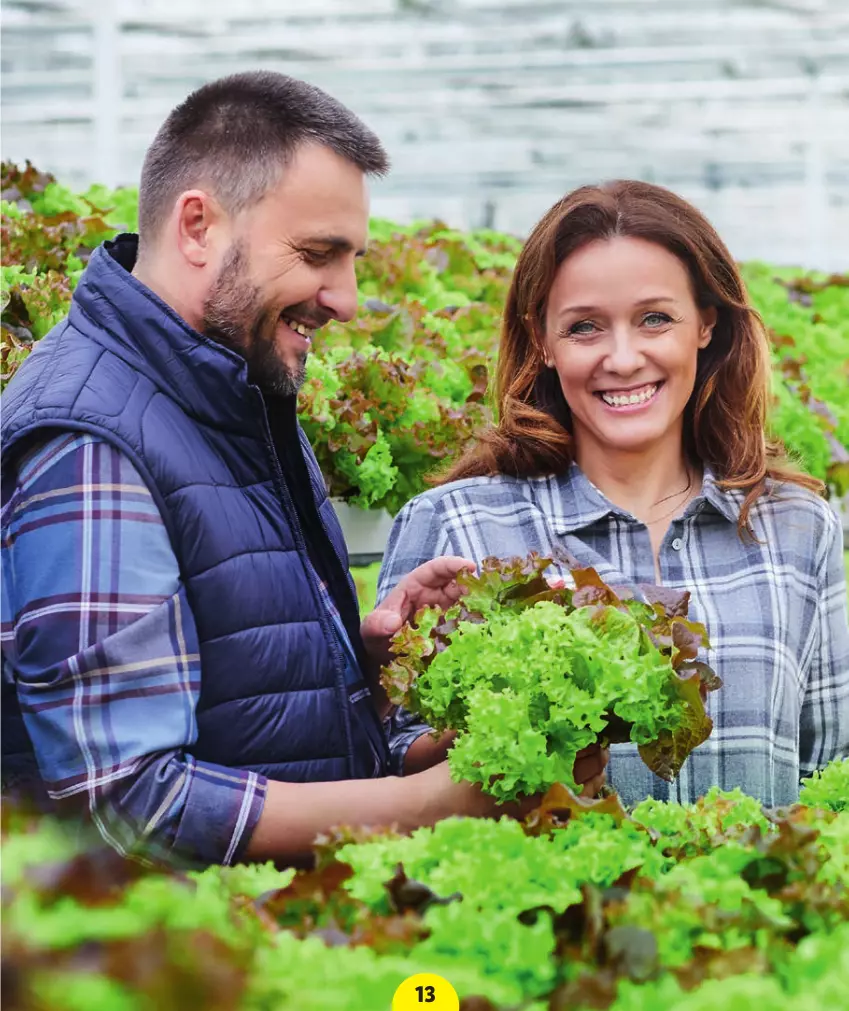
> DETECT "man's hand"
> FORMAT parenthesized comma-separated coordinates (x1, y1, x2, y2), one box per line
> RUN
(416, 742, 609, 823)
(416, 761, 542, 823)
(360, 556, 475, 667)
(406, 732, 607, 799)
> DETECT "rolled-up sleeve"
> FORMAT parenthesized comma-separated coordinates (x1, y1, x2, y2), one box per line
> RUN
(799, 505, 849, 777)
(382, 705, 435, 776)
(1, 433, 266, 867)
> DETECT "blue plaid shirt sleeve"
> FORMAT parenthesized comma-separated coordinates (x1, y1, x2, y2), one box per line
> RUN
(0, 433, 266, 867)
(799, 503, 849, 776)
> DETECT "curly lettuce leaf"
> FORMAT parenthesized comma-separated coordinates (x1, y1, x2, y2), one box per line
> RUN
(382, 555, 720, 799)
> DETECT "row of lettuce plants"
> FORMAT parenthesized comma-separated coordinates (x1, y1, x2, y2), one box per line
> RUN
(3, 757, 847, 1009)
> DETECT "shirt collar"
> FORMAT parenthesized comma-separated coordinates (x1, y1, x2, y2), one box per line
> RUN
(699, 466, 743, 524)
(539, 461, 741, 536)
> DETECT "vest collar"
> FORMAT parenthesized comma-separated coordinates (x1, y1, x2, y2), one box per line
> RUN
(69, 235, 261, 435)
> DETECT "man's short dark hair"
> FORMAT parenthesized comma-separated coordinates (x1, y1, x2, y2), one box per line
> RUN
(137, 71, 389, 242)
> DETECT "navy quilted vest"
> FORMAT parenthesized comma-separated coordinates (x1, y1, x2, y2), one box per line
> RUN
(1, 235, 389, 784)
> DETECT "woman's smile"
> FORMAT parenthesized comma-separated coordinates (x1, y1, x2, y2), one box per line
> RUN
(594, 380, 665, 412)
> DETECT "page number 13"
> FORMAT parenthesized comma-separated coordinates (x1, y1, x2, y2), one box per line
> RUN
(392, 972, 459, 1011)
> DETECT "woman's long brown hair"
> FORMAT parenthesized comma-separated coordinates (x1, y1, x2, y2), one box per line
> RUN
(441, 180, 824, 536)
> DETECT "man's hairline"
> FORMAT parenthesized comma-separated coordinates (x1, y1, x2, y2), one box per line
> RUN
(139, 138, 376, 250)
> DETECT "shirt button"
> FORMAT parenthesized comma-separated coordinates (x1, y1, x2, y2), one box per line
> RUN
(671, 537, 683, 551)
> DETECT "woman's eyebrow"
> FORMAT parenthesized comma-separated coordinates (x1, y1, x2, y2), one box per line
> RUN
(556, 295, 679, 317)
(633, 296, 678, 307)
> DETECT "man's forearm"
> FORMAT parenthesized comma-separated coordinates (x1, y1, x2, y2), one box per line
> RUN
(244, 773, 434, 862)
(243, 761, 521, 863)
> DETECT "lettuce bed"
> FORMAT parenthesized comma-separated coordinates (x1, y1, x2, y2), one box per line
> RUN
(2, 759, 848, 1010)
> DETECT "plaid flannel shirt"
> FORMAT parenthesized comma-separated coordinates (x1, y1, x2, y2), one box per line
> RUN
(377, 463, 849, 808)
(1, 432, 415, 867)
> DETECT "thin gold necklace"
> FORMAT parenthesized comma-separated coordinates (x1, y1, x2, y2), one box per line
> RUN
(646, 468, 694, 525)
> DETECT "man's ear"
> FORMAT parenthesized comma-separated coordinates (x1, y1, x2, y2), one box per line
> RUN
(173, 190, 225, 268)
(699, 305, 717, 349)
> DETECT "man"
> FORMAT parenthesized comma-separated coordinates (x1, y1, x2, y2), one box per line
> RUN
(1, 72, 606, 867)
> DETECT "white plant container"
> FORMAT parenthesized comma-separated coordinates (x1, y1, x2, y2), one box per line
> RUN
(331, 498, 395, 565)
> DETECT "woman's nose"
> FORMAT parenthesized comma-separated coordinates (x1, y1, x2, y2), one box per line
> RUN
(603, 329, 646, 376)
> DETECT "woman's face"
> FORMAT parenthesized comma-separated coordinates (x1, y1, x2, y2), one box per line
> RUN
(541, 235, 716, 461)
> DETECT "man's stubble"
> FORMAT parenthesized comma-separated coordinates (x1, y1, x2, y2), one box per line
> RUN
(201, 243, 306, 397)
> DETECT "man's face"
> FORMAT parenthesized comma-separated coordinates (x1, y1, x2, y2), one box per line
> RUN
(201, 144, 369, 395)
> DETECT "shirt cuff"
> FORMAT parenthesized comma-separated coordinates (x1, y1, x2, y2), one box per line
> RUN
(383, 706, 435, 777)
(170, 759, 268, 866)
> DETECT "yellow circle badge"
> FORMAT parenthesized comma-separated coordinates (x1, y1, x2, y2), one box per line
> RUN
(391, 972, 459, 1011)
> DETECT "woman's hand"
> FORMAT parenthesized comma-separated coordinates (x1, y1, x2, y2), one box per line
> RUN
(403, 729, 457, 775)
(360, 557, 475, 667)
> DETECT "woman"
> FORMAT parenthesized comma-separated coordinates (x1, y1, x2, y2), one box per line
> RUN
(377, 180, 849, 808)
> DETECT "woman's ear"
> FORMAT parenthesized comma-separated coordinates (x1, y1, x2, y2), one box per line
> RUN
(539, 330, 554, 369)
(699, 306, 718, 349)
(531, 310, 554, 368)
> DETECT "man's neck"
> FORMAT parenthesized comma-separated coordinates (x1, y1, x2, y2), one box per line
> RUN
(575, 430, 696, 523)
(132, 254, 203, 333)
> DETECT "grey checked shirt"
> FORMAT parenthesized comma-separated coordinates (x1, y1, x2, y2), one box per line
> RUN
(376, 464, 849, 808)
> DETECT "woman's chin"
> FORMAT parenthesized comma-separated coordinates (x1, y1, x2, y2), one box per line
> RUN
(579, 416, 677, 456)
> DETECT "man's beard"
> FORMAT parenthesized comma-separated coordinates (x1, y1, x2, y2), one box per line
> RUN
(201, 244, 306, 397)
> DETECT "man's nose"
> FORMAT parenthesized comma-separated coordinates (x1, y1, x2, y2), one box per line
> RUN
(317, 263, 359, 323)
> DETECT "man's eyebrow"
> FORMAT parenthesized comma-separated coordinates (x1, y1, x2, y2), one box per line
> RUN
(303, 235, 367, 257)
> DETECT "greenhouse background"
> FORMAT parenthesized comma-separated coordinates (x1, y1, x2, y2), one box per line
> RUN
(2, 0, 849, 269)
(3, 5, 849, 1007)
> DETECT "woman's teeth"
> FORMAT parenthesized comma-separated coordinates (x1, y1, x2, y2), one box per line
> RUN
(282, 316, 314, 339)
(600, 383, 659, 407)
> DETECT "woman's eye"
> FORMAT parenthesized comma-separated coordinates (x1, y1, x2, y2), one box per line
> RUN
(566, 320, 599, 337)
(642, 311, 673, 327)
